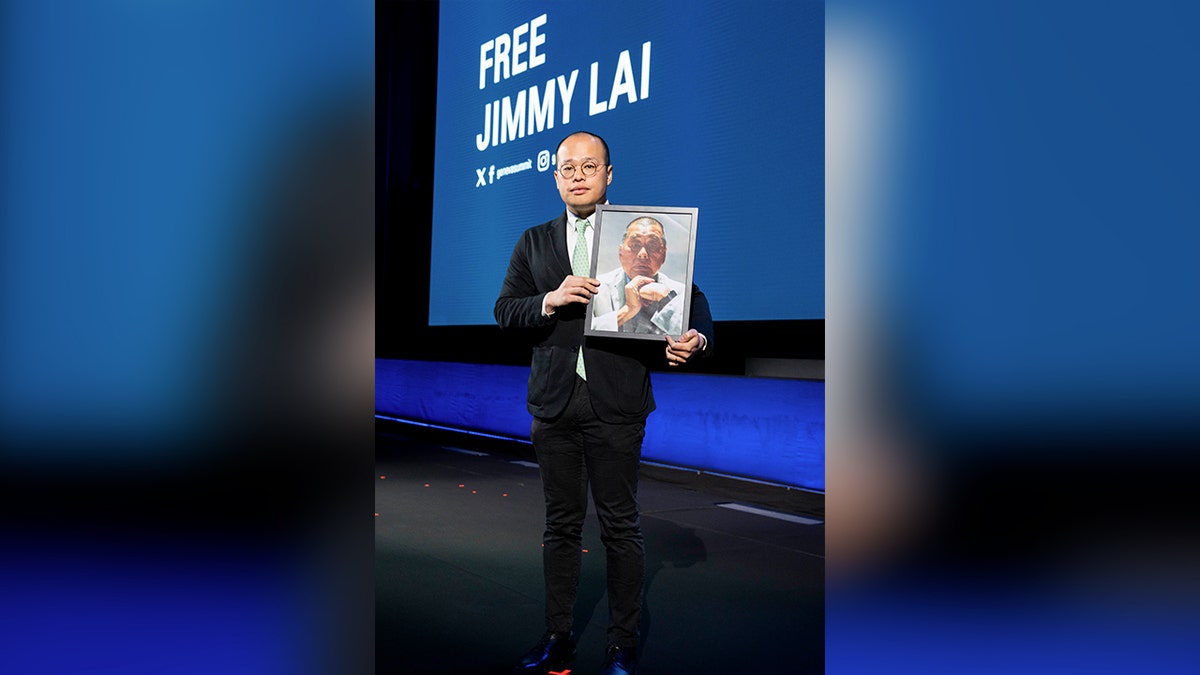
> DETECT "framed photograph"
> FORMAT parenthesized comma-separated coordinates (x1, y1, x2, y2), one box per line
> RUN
(584, 204, 699, 341)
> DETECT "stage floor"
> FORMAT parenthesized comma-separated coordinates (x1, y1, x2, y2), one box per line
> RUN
(375, 423, 824, 675)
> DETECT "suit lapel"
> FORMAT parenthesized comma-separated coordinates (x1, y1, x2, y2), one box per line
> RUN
(548, 212, 571, 278)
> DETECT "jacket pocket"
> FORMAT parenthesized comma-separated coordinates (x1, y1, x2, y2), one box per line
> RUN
(527, 346, 552, 405)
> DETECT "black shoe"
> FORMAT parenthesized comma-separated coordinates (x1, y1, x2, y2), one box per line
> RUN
(599, 644, 637, 675)
(512, 631, 576, 674)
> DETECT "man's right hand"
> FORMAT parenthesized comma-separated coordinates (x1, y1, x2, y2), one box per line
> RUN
(546, 274, 599, 312)
(614, 276, 667, 327)
(622, 276, 658, 314)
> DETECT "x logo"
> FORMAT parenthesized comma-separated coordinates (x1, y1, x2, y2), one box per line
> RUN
(475, 167, 487, 187)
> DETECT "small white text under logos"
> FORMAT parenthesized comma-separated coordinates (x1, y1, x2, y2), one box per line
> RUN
(475, 157, 538, 187)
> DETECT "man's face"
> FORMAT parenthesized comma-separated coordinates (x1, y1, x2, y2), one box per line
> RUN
(554, 134, 611, 215)
(619, 220, 667, 279)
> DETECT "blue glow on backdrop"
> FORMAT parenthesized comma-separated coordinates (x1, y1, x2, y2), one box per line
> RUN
(376, 359, 825, 491)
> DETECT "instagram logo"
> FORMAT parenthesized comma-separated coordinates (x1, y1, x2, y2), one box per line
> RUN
(537, 149, 551, 172)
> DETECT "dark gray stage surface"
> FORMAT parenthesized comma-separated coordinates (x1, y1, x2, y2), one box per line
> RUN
(375, 423, 824, 674)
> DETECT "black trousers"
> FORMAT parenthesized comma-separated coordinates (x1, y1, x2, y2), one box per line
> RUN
(530, 375, 645, 649)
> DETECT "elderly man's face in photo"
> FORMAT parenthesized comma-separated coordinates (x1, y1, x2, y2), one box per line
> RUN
(619, 219, 667, 279)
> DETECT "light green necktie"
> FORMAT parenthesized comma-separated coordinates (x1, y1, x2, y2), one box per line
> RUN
(572, 218, 589, 380)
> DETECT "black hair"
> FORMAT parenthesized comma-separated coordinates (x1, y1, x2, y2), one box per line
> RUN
(622, 216, 666, 244)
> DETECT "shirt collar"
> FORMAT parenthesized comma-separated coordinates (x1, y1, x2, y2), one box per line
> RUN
(566, 200, 609, 226)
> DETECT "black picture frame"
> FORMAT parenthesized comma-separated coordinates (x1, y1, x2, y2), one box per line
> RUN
(584, 204, 699, 341)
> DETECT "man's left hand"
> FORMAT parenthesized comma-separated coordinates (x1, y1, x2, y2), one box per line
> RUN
(665, 329, 704, 367)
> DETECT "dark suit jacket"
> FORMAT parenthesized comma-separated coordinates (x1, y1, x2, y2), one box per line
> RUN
(495, 212, 714, 423)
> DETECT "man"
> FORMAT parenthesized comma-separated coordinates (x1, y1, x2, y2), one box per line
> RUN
(494, 130, 712, 675)
(590, 216, 687, 336)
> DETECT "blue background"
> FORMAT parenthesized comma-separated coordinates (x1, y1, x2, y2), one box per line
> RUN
(429, 0, 825, 325)
(1, 0, 373, 457)
(2, 0, 1199, 672)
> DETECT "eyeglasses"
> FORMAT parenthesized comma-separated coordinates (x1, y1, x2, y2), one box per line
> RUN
(623, 236, 665, 255)
(556, 161, 606, 179)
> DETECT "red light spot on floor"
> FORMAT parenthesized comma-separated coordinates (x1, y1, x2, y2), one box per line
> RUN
(424, 483, 430, 487)
(458, 484, 465, 488)
(471, 490, 477, 494)
(581, 549, 589, 553)
(379, 475, 386, 479)
(502, 493, 509, 497)
(374, 513, 379, 517)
